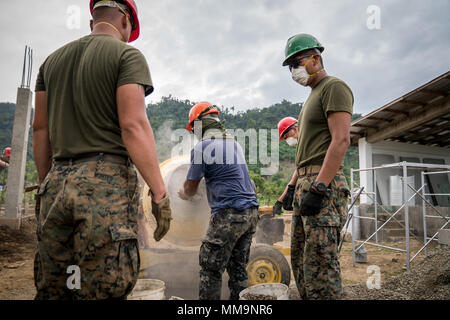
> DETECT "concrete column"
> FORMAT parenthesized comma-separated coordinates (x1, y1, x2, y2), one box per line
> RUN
(1, 88, 33, 229)
(358, 137, 373, 204)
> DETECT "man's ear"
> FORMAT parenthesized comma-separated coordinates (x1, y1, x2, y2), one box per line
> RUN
(313, 55, 321, 67)
(121, 14, 128, 29)
(90, 19, 94, 31)
(312, 55, 318, 66)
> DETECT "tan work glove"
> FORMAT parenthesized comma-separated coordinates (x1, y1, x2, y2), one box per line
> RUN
(150, 193, 172, 242)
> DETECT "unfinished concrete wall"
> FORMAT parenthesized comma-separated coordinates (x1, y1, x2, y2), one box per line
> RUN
(1, 88, 33, 229)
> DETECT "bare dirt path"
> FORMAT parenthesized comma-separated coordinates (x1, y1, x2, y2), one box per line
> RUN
(0, 216, 447, 300)
(0, 217, 37, 300)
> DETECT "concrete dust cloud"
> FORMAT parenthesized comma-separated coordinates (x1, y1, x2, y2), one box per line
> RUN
(153, 119, 196, 163)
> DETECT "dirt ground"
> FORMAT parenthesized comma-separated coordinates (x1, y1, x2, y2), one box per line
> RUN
(0, 217, 37, 300)
(342, 247, 450, 300)
(0, 216, 448, 300)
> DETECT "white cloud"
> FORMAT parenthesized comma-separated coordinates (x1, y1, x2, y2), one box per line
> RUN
(0, 0, 448, 116)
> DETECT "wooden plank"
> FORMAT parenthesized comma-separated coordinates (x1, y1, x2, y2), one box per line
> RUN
(366, 96, 450, 144)
(408, 129, 450, 146)
(367, 116, 392, 122)
(382, 109, 410, 116)
(436, 131, 450, 142)
(405, 121, 450, 141)
(401, 100, 426, 107)
(351, 71, 450, 127)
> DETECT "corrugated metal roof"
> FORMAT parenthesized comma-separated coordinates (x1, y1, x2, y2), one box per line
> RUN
(351, 71, 450, 148)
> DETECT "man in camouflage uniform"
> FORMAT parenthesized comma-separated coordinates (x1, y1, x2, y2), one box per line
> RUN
(32, 0, 171, 300)
(281, 34, 353, 300)
(179, 102, 259, 300)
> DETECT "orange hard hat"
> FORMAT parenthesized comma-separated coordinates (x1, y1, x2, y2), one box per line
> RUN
(90, 0, 140, 43)
(278, 117, 298, 140)
(186, 102, 220, 132)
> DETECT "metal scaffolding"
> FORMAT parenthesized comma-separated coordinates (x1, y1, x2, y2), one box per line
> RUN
(350, 162, 450, 270)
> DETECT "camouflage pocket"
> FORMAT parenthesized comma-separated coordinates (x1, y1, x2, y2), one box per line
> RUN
(300, 179, 311, 193)
(294, 178, 310, 210)
(127, 167, 138, 200)
(35, 179, 50, 221)
(199, 238, 226, 272)
(35, 178, 52, 238)
(37, 178, 49, 197)
(330, 176, 350, 205)
(110, 223, 139, 241)
(127, 168, 139, 225)
(109, 223, 140, 298)
(330, 175, 350, 228)
(228, 213, 249, 223)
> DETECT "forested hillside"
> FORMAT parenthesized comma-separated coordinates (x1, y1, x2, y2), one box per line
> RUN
(0, 103, 15, 151)
(0, 98, 361, 205)
(147, 96, 361, 204)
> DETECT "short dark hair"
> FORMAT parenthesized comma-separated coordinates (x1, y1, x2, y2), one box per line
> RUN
(92, 6, 122, 22)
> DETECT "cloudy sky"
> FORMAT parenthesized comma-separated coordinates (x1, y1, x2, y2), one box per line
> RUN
(0, 0, 449, 116)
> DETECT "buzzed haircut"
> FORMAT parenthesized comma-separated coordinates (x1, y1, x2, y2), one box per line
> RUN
(92, 6, 123, 22)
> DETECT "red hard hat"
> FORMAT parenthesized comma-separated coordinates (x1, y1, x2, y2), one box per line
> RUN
(186, 102, 220, 132)
(3, 147, 11, 156)
(90, 0, 140, 43)
(278, 117, 298, 140)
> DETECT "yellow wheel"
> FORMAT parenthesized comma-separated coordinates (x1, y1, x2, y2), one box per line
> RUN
(246, 243, 291, 287)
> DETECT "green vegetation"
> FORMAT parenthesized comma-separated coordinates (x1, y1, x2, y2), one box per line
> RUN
(0, 98, 361, 206)
(0, 103, 15, 150)
(343, 113, 363, 185)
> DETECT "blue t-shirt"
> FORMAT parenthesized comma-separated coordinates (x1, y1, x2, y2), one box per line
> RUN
(187, 138, 259, 214)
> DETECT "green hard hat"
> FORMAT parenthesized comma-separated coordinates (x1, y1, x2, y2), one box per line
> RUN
(282, 33, 324, 66)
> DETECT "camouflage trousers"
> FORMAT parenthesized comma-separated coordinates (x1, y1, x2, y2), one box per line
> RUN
(34, 159, 141, 300)
(291, 171, 349, 300)
(199, 207, 259, 300)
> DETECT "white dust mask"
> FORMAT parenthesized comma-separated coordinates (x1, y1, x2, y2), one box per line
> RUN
(291, 66, 310, 86)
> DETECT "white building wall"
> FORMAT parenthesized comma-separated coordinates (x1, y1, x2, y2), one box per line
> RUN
(357, 138, 450, 206)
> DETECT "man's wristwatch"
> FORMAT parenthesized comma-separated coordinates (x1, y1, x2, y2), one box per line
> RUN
(311, 181, 331, 197)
